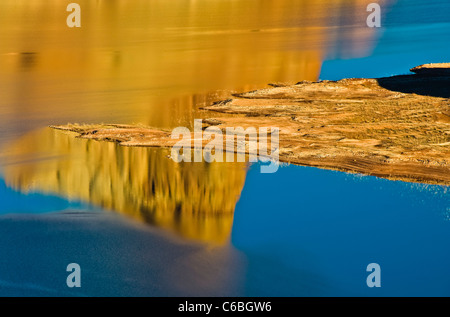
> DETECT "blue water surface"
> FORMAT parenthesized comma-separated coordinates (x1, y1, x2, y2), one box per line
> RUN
(321, 0, 450, 80)
(232, 164, 449, 296)
(0, 178, 93, 215)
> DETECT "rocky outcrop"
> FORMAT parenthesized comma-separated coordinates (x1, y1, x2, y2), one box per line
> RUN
(410, 63, 450, 76)
(51, 65, 450, 185)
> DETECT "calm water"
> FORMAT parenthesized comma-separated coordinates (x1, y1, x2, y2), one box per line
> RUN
(233, 164, 449, 296)
(0, 0, 449, 296)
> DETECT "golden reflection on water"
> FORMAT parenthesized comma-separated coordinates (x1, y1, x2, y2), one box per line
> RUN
(1, 128, 247, 244)
(0, 0, 385, 243)
(0, 0, 383, 136)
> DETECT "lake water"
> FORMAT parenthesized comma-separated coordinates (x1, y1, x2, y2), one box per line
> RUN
(0, 0, 449, 296)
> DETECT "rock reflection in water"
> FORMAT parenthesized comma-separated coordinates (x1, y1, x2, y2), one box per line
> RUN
(1, 128, 248, 244)
(0, 0, 387, 144)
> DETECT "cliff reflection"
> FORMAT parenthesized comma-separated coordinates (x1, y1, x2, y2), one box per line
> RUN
(0, 0, 387, 144)
(0, 0, 389, 243)
(1, 128, 247, 244)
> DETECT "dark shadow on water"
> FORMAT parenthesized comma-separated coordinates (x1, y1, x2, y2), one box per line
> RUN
(19, 52, 37, 71)
(377, 74, 450, 99)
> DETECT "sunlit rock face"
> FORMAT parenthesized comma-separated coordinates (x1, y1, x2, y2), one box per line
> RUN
(1, 128, 248, 244)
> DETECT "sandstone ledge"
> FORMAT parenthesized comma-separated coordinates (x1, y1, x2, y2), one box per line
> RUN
(410, 63, 450, 76)
(51, 67, 450, 185)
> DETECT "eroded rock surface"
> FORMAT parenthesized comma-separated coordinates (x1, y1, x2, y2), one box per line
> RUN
(51, 66, 450, 185)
